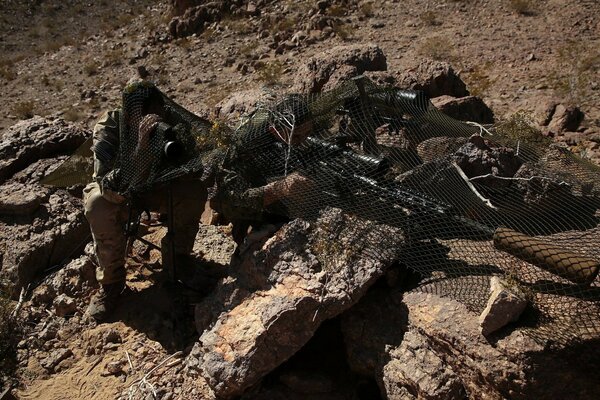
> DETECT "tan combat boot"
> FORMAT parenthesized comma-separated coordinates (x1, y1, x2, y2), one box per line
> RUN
(87, 282, 126, 322)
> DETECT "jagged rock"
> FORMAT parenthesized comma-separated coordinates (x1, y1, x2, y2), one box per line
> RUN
(479, 277, 527, 336)
(343, 289, 600, 399)
(431, 95, 494, 124)
(0, 191, 89, 292)
(534, 99, 557, 127)
(187, 207, 404, 398)
(53, 294, 77, 317)
(192, 225, 236, 267)
(548, 104, 584, 134)
(292, 43, 387, 93)
(0, 116, 88, 184)
(46, 255, 97, 298)
(40, 348, 73, 371)
(383, 330, 466, 400)
(452, 135, 522, 182)
(395, 60, 469, 98)
(169, 2, 227, 38)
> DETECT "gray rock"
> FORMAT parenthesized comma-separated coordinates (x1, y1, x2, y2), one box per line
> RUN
(431, 95, 494, 124)
(188, 207, 405, 398)
(479, 277, 527, 336)
(292, 43, 387, 93)
(53, 294, 77, 317)
(0, 116, 88, 184)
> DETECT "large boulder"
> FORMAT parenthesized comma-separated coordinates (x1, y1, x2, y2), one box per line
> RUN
(292, 44, 387, 93)
(0, 117, 90, 292)
(0, 116, 88, 184)
(342, 289, 600, 399)
(397, 59, 469, 98)
(186, 207, 405, 398)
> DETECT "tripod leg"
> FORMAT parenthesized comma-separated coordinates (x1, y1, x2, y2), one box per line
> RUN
(167, 184, 177, 282)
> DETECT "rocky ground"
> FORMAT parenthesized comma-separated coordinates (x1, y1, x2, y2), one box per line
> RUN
(1, 0, 600, 399)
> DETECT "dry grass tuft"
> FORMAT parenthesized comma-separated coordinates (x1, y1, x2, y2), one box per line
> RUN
(12, 101, 36, 120)
(418, 36, 455, 61)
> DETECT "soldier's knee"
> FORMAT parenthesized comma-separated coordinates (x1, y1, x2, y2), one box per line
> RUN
(84, 189, 107, 221)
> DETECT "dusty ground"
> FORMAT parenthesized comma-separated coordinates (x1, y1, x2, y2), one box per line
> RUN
(1, 0, 600, 399)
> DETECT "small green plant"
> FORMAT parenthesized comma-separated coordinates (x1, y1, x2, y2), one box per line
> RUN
(418, 36, 455, 61)
(256, 61, 284, 85)
(12, 101, 35, 120)
(509, 0, 536, 15)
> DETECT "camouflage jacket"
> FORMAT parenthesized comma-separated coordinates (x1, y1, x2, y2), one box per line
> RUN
(213, 129, 289, 223)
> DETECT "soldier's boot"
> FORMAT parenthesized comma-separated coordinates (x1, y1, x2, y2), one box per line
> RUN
(87, 281, 126, 322)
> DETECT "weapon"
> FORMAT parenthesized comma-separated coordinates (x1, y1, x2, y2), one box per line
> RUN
(291, 136, 600, 285)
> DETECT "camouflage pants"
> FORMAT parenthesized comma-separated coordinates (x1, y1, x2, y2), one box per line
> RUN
(83, 181, 206, 285)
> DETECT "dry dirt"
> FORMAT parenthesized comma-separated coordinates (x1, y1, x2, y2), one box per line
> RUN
(1, 0, 600, 399)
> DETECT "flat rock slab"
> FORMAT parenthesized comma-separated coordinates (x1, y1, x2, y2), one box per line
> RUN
(0, 182, 48, 215)
(187, 207, 405, 398)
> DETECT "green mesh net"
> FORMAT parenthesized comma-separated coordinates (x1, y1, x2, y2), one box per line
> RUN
(44, 77, 600, 347)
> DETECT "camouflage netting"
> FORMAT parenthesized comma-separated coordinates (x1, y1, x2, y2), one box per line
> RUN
(44, 77, 600, 347)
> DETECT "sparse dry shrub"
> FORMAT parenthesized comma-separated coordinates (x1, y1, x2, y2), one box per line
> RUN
(83, 61, 99, 76)
(12, 101, 35, 120)
(0, 61, 16, 81)
(420, 10, 441, 26)
(495, 111, 550, 147)
(104, 48, 125, 67)
(328, 4, 346, 17)
(256, 61, 284, 85)
(223, 16, 255, 35)
(332, 21, 354, 41)
(548, 41, 600, 106)
(359, 2, 374, 18)
(464, 63, 495, 97)
(418, 36, 455, 61)
(509, 0, 536, 16)
(63, 108, 85, 122)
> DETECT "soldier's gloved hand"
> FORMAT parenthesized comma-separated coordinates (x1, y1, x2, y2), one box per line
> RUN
(263, 172, 313, 206)
(136, 114, 163, 152)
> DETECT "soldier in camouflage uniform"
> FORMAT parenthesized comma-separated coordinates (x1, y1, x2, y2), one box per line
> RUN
(212, 95, 314, 247)
(84, 82, 207, 322)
